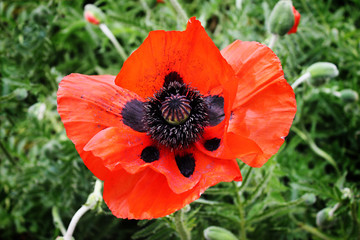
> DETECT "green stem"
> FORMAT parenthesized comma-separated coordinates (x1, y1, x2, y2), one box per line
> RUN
(238, 167, 253, 192)
(291, 72, 311, 89)
(169, 0, 189, 23)
(63, 179, 103, 240)
(232, 182, 247, 240)
(99, 24, 127, 61)
(52, 206, 67, 236)
(290, 214, 336, 240)
(0, 141, 17, 166)
(268, 33, 278, 49)
(174, 208, 191, 240)
(292, 126, 340, 175)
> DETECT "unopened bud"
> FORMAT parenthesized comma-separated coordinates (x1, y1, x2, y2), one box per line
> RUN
(339, 89, 359, 103)
(14, 88, 28, 101)
(307, 62, 339, 83)
(302, 193, 316, 205)
(269, 0, 295, 36)
(316, 208, 333, 228)
(84, 4, 105, 25)
(204, 226, 238, 240)
(287, 6, 301, 34)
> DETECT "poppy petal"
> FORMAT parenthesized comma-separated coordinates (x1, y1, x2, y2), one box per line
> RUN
(103, 157, 241, 219)
(195, 123, 263, 160)
(84, 127, 153, 174)
(115, 17, 236, 99)
(57, 74, 144, 179)
(82, 126, 201, 194)
(221, 41, 296, 167)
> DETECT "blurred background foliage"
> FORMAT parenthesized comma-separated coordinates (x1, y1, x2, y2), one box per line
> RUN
(0, 0, 359, 239)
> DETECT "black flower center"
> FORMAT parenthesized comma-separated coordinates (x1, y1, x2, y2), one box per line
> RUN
(143, 72, 208, 149)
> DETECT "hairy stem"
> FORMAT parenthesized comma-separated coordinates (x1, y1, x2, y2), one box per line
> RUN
(292, 72, 311, 89)
(169, 0, 189, 23)
(268, 34, 278, 49)
(99, 24, 127, 61)
(174, 208, 191, 240)
(232, 182, 247, 240)
(63, 179, 103, 240)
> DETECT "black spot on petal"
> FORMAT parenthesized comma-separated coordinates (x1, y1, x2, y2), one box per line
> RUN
(122, 99, 146, 132)
(141, 146, 160, 163)
(175, 153, 195, 178)
(204, 96, 224, 126)
(163, 71, 183, 88)
(204, 138, 221, 151)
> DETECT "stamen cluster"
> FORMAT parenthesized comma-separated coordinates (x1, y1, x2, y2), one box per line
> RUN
(144, 75, 208, 150)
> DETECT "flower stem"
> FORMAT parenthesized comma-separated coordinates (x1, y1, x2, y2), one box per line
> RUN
(232, 182, 247, 240)
(64, 205, 90, 240)
(291, 72, 311, 89)
(268, 34, 278, 49)
(174, 208, 191, 240)
(63, 179, 103, 240)
(52, 207, 67, 236)
(292, 126, 340, 175)
(99, 23, 127, 61)
(169, 0, 189, 23)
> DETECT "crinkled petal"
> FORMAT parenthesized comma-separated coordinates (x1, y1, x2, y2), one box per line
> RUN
(221, 41, 296, 167)
(115, 17, 237, 103)
(195, 123, 263, 159)
(103, 157, 241, 219)
(84, 127, 152, 174)
(57, 73, 143, 179)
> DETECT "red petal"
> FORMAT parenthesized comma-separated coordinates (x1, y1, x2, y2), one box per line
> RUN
(84, 127, 152, 173)
(103, 156, 241, 219)
(57, 74, 143, 180)
(195, 123, 263, 159)
(221, 41, 296, 167)
(115, 17, 236, 100)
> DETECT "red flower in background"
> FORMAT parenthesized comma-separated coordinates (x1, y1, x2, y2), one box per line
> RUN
(84, 11, 100, 25)
(288, 6, 301, 34)
(57, 17, 296, 219)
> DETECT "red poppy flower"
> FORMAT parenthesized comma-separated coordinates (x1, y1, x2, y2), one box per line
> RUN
(288, 6, 301, 34)
(57, 17, 296, 219)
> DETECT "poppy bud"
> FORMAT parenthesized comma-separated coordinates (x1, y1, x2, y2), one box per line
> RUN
(301, 193, 316, 205)
(269, 0, 295, 36)
(307, 62, 339, 84)
(287, 6, 301, 34)
(316, 208, 333, 228)
(204, 226, 238, 240)
(14, 88, 28, 100)
(339, 89, 359, 103)
(84, 4, 105, 25)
